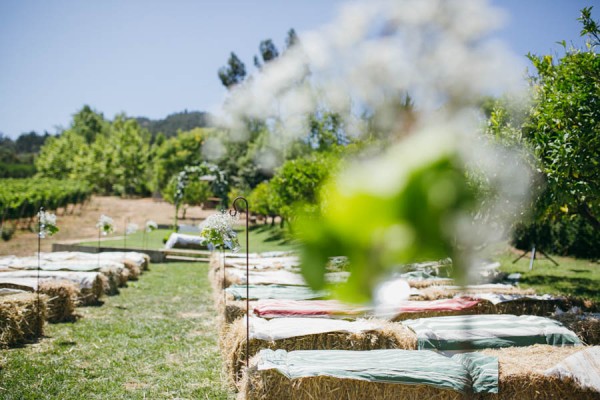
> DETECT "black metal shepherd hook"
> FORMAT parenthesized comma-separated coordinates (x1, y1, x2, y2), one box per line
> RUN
(229, 196, 250, 369)
(37, 207, 43, 336)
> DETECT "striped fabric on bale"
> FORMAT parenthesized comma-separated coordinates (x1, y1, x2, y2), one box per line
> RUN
(403, 314, 581, 351)
(254, 348, 498, 394)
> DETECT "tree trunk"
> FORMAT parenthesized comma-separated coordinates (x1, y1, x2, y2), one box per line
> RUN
(578, 203, 600, 231)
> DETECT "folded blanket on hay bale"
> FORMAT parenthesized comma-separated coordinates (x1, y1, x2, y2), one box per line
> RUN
(238, 348, 496, 400)
(223, 317, 417, 385)
(0, 292, 47, 348)
(403, 314, 581, 351)
(238, 345, 599, 400)
(0, 270, 106, 305)
(0, 256, 132, 293)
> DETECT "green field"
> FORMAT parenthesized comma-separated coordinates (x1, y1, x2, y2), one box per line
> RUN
(0, 261, 236, 399)
(497, 251, 600, 304)
(79, 224, 298, 254)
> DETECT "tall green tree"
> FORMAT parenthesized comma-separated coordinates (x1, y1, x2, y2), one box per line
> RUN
(218, 52, 247, 89)
(525, 7, 600, 230)
(107, 116, 152, 196)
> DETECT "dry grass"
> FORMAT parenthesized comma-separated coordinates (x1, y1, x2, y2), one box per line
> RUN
(223, 318, 416, 385)
(0, 292, 47, 348)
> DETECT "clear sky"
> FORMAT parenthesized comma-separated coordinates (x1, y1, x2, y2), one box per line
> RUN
(0, 0, 597, 139)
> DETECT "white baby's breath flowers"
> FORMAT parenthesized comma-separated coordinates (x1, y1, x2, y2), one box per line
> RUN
(199, 212, 240, 251)
(146, 220, 158, 232)
(96, 214, 115, 235)
(38, 210, 59, 238)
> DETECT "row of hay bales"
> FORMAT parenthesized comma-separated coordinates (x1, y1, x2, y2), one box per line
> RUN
(0, 251, 150, 348)
(208, 252, 600, 399)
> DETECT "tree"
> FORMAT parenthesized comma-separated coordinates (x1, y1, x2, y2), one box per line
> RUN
(525, 7, 600, 230)
(254, 39, 280, 69)
(152, 128, 209, 192)
(269, 152, 339, 224)
(71, 105, 108, 144)
(218, 52, 247, 89)
(107, 116, 152, 196)
(35, 130, 86, 179)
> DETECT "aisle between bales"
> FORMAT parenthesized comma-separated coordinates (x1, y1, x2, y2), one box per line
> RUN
(0, 262, 236, 399)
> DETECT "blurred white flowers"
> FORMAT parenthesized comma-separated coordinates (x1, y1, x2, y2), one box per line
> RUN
(96, 214, 115, 236)
(145, 220, 158, 232)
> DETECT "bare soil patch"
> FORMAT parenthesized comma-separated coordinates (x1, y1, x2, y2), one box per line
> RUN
(0, 196, 214, 257)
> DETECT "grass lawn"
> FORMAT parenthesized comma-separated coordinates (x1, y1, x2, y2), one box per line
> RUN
(78, 223, 298, 254)
(0, 262, 235, 399)
(496, 249, 600, 304)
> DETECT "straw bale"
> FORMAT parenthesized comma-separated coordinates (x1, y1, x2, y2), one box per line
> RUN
(122, 260, 141, 281)
(38, 280, 79, 323)
(224, 318, 417, 385)
(140, 253, 150, 271)
(390, 300, 493, 321)
(78, 274, 106, 306)
(552, 313, 600, 345)
(408, 278, 454, 289)
(477, 345, 599, 399)
(491, 298, 562, 317)
(97, 268, 120, 295)
(0, 292, 47, 348)
(239, 360, 465, 400)
(238, 345, 600, 400)
(416, 286, 535, 301)
(224, 301, 251, 324)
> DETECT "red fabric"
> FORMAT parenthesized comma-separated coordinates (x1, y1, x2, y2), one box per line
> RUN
(396, 297, 480, 313)
(253, 299, 366, 318)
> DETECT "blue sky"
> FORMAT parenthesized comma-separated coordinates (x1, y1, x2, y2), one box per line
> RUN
(0, 0, 596, 139)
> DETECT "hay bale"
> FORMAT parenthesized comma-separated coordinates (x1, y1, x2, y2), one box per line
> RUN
(224, 318, 416, 385)
(491, 298, 562, 317)
(122, 259, 141, 281)
(239, 358, 465, 400)
(407, 278, 454, 289)
(552, 313, 600, 345)
(390, 300, 493, 321)
(38, 280, 79, 323)
(0, 292, 47, 348)
(416, 285, 535, 301)
(239, 345, 600, 400)
(77, 273, 106, 306)
(140, 253, 150, 271)
(478, 345, 600, 399)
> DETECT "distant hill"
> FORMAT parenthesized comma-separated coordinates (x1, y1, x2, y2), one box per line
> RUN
(136, 110, 212, 138)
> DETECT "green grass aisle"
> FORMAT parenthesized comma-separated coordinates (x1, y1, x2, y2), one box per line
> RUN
(0, 262, 235, 399)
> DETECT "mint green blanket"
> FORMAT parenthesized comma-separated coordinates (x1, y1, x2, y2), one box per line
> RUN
(257, 348, 498, 394)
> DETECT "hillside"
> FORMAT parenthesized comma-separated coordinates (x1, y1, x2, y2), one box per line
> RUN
(136, 110, 212, 138)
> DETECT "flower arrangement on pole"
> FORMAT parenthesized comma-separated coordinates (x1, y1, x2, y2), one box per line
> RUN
(143, 220, 158, 250)
(97, 214, 115, 235)
(38, 209, 59, 239)
(96, 214, 115, 254)
(199, 212, 240, 252)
